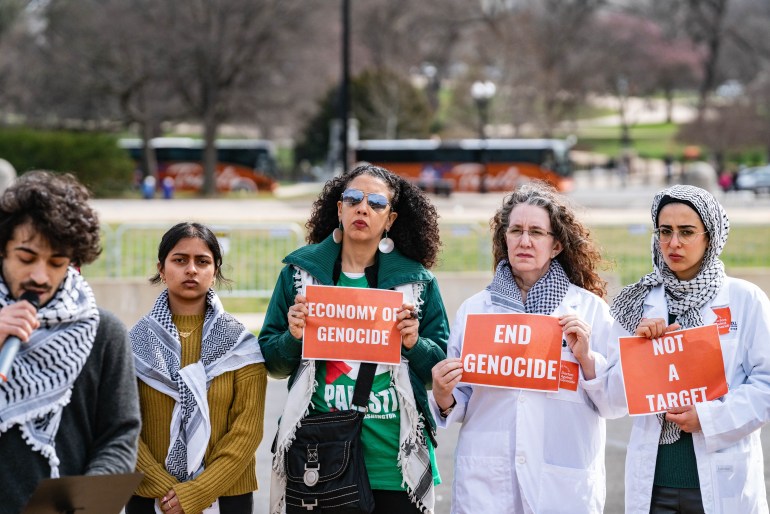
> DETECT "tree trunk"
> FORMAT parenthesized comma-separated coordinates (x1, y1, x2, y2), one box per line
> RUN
(692, 0, 728, 122)
(202, 110, 218, 197)
(139, 119, 158, 179)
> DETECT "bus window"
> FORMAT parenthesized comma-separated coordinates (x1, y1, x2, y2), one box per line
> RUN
(119, 138, 277, 193)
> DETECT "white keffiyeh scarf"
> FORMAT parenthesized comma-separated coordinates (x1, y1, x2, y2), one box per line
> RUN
(611, 185, 730, 444)
(130, 289, 263, 512)
(0, 267, 100, 478)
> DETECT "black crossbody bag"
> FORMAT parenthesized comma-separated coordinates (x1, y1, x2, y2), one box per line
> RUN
(282, 362, 377, 513)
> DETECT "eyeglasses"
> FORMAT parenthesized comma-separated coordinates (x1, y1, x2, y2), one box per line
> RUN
(654, 227, 708, 245)
(507, 227, 554, 241)
(341, 188, 390, 212)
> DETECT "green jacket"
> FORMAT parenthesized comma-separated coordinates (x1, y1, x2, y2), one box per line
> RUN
(258, 235, 449, 432)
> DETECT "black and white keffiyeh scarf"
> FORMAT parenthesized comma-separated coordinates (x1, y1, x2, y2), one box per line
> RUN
(611, 185, 729, 444)
(130, 289, 263, 486)
(0, 267, 100, 477)
(486, 258, 570, 315)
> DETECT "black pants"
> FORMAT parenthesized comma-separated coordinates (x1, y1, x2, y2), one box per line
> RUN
(372, 489, 421, 514)
(126, 493, 253, 514)
(650, 486, 705, 514)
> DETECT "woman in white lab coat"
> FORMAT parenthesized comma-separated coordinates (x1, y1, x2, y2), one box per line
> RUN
(606, 185, 770, 514)
(431, 181, 615, 513)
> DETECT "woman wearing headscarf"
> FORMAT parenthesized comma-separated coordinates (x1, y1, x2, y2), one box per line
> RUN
(127, 222, 267, 514)
(430, 181, 615, 513)
(607, 185, 770, 513)
(259, 164, 449, 514)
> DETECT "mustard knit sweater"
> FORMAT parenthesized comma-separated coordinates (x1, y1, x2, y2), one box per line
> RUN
(135, 314, 267, 514)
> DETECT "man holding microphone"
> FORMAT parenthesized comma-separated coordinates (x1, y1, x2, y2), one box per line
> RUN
(0, 171, 141, 514)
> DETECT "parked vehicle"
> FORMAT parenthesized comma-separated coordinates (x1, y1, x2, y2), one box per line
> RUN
(355, 138, 574, 194)
(735, 165, 770, 195)
(119, 137, 277, 193)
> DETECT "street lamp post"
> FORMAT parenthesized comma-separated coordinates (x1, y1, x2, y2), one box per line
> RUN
(340, 0, 351, 173)
(471, 80, 496, 193)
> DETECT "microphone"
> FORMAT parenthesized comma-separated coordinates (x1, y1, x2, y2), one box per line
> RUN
(0, 291, 41, 382)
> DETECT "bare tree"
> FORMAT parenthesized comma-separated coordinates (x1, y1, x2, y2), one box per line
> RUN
(469, 0, 606, 137)
(152, 0, 310, 196)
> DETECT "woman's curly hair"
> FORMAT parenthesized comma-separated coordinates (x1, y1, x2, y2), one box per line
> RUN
(490, 181, 608, 298)
(306, 163, 442, 269)
(0, 171, 101, 266)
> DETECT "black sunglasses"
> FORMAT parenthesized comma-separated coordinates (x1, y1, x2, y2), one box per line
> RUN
(340, 188, 390, 212)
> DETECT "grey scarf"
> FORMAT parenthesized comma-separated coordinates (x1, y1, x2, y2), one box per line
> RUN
(487, 258, 570, 314)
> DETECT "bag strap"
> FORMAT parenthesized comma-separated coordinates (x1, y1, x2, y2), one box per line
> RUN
(351, 363, 377, 411)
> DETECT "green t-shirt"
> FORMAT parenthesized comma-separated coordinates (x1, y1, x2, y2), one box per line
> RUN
(309, 272, 439, 490)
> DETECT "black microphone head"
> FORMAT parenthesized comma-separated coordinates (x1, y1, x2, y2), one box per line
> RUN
(20, 291, 40, 310)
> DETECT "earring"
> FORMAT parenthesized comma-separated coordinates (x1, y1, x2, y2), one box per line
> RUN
(161, 276, 166, 284)
(378, 231, 394, 253)
(332, 222, 343, 244)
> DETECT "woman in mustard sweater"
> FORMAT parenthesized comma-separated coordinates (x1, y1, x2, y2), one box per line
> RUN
(127, 222, 267, 514)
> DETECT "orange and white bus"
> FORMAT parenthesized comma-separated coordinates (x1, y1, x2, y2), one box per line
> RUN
(354, 138, 574, 194)
(119, 137, 278, 193)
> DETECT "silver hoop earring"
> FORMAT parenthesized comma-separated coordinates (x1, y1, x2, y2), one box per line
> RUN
(378, 231, 394, 253)
(332, 222, 343, 244)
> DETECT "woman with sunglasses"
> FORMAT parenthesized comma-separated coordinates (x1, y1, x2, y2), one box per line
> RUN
(430, 181, 615, 513)
(259, 164, 449, 514)
(605, 185, 770, 513)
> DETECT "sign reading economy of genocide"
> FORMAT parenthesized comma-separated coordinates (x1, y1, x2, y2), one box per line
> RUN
(619, 324, 728, 416)
(460, 313, 563, 391)
(302, 284, 404, 364)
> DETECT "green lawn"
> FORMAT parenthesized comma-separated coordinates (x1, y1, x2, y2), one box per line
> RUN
(559, 122, 684, 160)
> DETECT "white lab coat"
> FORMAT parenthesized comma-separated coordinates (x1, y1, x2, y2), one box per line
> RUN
(431, 284, 615, 514)
(595, 277, 770, 514)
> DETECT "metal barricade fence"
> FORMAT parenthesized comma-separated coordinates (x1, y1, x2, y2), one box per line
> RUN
(80, 222, 770, 301)
(83, 221, 495, 297)
(83, 223, 306, 298)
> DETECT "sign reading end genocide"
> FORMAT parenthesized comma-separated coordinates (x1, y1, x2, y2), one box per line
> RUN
(459, 313, 563, 391)
(619, 324, 728, 416)
(302, 284, 404, 364)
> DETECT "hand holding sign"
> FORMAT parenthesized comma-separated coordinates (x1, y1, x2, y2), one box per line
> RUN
(396, 303, 419, 349)
(559, 313, 595, 380)
(666, 405, 702, 433)
(432, 358, 463, 409)
(634, 317, 681, 339)
(288, 294, 309, 340)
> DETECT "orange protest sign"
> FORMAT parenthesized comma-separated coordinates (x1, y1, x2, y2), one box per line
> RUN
(302, 284, 404, 364)
(712, 306, 731, 335)
(619, 324, 728, 416)
(559, 360, 580, 392)
(459, 313, 563, 391)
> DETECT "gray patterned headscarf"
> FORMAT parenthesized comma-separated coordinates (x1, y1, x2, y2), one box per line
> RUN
(611, 185, 729, 444)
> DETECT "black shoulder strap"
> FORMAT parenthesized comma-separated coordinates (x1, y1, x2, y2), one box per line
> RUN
(351, 362, 377, 409)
